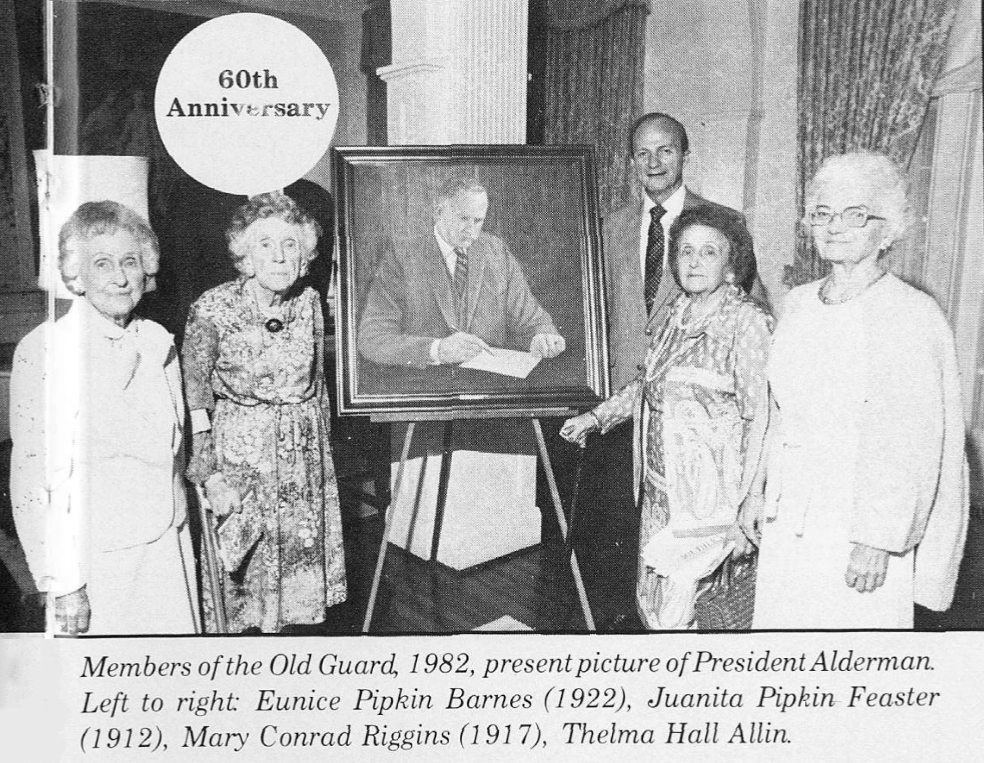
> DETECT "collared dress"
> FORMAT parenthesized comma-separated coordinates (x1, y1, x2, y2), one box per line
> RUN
(754, 274, 968, 628)
(593, 284, 773, 629)
(10, 298, 199, 634)
(183, 279, 347, 633)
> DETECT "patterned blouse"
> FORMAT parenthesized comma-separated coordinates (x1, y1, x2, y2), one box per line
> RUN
(594, 284, 774, 531)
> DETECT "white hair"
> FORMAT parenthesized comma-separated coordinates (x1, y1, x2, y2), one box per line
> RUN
(805, 151, 912, 245)
(58, 200, 159, 295)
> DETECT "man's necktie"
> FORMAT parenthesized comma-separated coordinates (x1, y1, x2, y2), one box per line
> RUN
(644, 204, 667, 315)
(453, 246, 468, 326)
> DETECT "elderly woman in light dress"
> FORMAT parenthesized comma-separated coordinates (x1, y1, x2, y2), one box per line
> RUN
(744, 151, 968, 629)
(183, 191, 347, 633)
(10, 201, 198, 635)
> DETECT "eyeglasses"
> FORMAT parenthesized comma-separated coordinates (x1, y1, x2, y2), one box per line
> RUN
(807, 205, 886, 228)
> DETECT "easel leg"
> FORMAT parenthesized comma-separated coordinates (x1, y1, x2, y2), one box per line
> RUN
(532, 419, 596, 631)
(362, 421, 416, 633)
(430, 421, 454, 562)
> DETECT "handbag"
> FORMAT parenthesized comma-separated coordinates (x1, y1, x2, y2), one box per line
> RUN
(694, 551, 757, 630)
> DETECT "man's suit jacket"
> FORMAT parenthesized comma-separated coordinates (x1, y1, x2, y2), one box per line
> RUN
(603, 189, 762, 390)
(358, 232, 557, 367)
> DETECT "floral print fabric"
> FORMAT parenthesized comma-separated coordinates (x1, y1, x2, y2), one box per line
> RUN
(183, 279, 346, 632)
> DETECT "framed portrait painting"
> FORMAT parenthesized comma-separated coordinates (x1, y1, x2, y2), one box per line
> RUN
(333, 145, 609, 418)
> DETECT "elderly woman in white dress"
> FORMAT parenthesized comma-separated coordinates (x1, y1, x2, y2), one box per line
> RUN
(10, 201, 199, 635)
(745, 152, 968, 629)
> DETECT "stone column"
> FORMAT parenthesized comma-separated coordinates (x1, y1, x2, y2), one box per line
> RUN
(378, 0, 536, 570)
(380, 0, 526, 144)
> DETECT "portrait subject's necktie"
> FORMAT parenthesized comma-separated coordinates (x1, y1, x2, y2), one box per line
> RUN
(453, 246, 469, 326)
(644, 204, 667, 315)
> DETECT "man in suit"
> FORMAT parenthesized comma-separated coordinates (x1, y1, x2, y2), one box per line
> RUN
(605, 112, 762, 388)
(582, 112, 764, 629)
(358, 177, 566, 368)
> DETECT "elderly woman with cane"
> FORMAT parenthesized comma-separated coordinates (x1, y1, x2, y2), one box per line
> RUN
(183, 191, 346, 633)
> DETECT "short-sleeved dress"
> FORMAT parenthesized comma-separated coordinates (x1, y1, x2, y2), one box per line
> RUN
(183, 279, 347, 632)
(593, 284, 773, 629)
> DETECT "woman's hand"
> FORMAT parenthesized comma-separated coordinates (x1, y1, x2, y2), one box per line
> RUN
(727, 523, 755, 558)
(204, 473, 242, 517)
(560, 413, 599, 448)
(733, 492, 764, 556)
(55, 586, 91, 635)
(845, 543, 889, 593)
(187, 431, 217, 485)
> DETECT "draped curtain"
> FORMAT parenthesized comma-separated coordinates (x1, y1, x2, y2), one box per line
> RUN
(789, 0, 957, 285)
(543, 0, 650, 215)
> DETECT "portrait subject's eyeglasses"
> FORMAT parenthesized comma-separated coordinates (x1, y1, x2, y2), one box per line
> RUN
(807, 205, 886, 228)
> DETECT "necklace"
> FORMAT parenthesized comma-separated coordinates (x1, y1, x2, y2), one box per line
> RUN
(818, 268, 886, 305)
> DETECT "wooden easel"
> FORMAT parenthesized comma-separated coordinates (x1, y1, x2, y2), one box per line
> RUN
(361, 412, 595, 632)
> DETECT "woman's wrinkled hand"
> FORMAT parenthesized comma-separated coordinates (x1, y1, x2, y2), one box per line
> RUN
(733, 492, 765, 557)
(727, 522, 755, 558)
(204, 473, 242, 517)
(560, 413, 598, 448)
(55, 586, 91, 635)
(845, 543, 889, 593)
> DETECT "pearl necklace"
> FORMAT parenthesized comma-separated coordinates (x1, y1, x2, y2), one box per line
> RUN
(818, 269, 886, 305)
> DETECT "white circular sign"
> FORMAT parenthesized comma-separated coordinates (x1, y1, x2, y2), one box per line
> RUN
(155, 13, 338, 196)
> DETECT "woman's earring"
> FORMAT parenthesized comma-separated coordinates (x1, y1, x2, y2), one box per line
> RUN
(724, 270, 735, 284)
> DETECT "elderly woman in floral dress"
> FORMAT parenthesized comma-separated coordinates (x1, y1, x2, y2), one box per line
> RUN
(183, 191, 346, 633)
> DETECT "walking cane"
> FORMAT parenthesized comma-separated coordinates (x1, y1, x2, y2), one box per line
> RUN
(193, 485, 229, 634)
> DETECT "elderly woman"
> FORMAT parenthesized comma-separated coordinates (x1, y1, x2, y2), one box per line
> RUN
(562, 205, 773, 629)
(10, 201, 198, 635)
(745, 152, 968, 629)
(183, 191, 346, 633)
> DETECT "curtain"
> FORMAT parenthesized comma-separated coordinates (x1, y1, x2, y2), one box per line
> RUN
(789, 0, 957, 285)
(543, 0, 650, 215)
